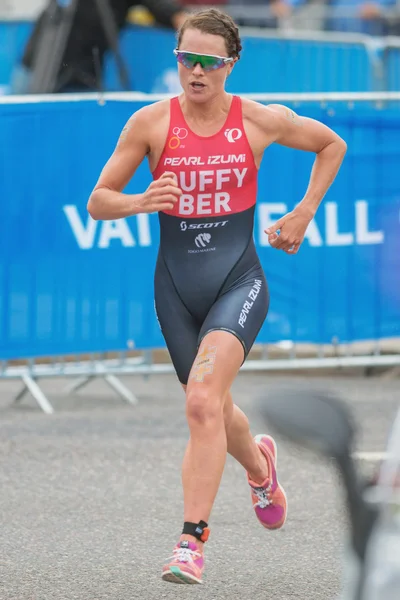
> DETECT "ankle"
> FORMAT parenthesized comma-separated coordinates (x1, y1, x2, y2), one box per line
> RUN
(248, 449, 269, 485)
(179, 534, 204, 552)
(180, 519, 210, 551)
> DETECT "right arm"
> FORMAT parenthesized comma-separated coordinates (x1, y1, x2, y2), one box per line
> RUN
(87, 108, 181, 221)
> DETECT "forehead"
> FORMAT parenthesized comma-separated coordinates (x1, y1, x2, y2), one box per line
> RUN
(179, 28, 228, 56)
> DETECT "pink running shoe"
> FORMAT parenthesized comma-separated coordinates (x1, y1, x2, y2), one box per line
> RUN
(162, 540, 204, 584)
(248, 434, 288, 530)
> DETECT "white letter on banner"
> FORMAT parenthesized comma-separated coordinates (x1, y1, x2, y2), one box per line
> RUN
(355, 201, 384, 245)
(98, 220, 136, 248)
(63, 205, 97, 249)
(136, 214, 151, 246)
(326, 202, 354, 246)
(258, 203, 287, 246)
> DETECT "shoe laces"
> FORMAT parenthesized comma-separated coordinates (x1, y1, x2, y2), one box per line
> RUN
(253, 484, 272, 509)
(169, 546, 201, 564)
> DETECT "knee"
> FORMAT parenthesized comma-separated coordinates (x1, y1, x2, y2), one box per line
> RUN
(186, 386, 223, 429)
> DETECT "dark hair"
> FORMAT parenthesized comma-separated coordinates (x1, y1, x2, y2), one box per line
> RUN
(177, 8, 242, 60)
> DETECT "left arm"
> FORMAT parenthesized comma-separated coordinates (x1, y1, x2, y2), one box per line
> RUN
(260, 103, 347, 254)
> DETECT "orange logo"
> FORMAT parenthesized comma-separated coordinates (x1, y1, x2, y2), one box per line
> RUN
(168, 136, 181, 150)
(168, 126, 188, 151)
(191, 345, 217, 382)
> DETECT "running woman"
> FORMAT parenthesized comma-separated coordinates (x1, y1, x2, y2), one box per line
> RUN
(87, 7, 347, 585)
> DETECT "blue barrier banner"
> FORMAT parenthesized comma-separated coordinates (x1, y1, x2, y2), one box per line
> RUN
(0, 22, 379, 94)
(0, 22, 32, 93)
(0, 98, 399, 360)
(388, 47, 400, 92)
(105, 26, 374, 93)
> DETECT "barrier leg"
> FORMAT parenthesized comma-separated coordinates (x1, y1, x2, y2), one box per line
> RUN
(63, 373, 138, 405)
(63, 376, 94, 395)
(104, 374, 138, 405)
(379, 366, 400, 380)
(16, 375, 54, 414)
(14, 385, 29, 403)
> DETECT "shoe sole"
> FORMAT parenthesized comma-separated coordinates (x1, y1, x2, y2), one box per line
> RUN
(254, 434, 288, 529)
(162, 567, 202, 585)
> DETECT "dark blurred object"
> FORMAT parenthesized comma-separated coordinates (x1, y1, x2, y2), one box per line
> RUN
(227, 0, 306, 29)
(19, 0, 185, 94)
(325, 0, 398, 36)
(179, 0, 227, 4)
(386, 9, 400, 34)
(258, 387, 376, 561)
(258, 387, 400, 600)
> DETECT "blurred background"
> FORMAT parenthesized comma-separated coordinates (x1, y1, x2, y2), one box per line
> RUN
(0, 1, 399, 406)
(0, 5, 399, 599)
(0, 0, 399, 95)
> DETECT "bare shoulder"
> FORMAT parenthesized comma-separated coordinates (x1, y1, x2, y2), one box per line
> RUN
(241, 96, 345, 154)
(116, 99, 171, 148)
(138, 98, 170, 125)
(241, 97, 302, 135)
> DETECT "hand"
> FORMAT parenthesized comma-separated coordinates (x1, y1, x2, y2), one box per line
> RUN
(359, 3, 381, 19)
(265, 207, 313, 254)
(139, 172, 182, 214)
(270, 0, 292, 19)
(172, 11, 189, 30)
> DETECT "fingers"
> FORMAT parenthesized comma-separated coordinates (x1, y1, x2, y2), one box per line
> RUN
(159, 171, 176, 180)
(152, 178, 180, 190)
(142, 172, 184, 213)
(286, 243, 301, 255)
(269, 234, 284, 249)
(156, 202, 176, 211)
(267, 232, 279, 245)
(151, 174, 182, 197)
(143, 199, 176, 212)
(153, 185, 181, 198)
(268, 232, 289, 250)
(148, 176, 182, 209)
(155, 193, 180, 204)
(268, 233, 301, 253)
(158, 172, 180, 188)
(265, 219, 283, 235)
(147, 193, 180, 213)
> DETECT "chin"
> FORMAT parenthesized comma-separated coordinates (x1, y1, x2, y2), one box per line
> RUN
(188, 93, 210, 104)
(185, 86, 216, 103)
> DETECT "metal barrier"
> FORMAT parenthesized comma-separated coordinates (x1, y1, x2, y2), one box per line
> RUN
(0, 91, 399, 412)
(0, 21, 399, 94)
(384, 37, 400, 91)
(105, 25, 395, 93)
(225, 5, 400, 38)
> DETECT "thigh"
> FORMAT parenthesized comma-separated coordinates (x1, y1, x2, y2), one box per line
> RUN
(186, 330, 245, 400)
(155, 257, 200, 385)
(199, 269, 269, 360)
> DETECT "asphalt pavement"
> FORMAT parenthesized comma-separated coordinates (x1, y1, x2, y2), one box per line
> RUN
(0, 372, 398, 600)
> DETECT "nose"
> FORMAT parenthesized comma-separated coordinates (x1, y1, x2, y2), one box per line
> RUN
(192, 62, 204, 76)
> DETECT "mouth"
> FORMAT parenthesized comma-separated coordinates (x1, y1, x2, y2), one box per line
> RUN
(190, 81, 206, 91)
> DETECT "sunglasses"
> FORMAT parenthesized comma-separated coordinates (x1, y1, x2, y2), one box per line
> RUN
(173, 50, 233, 72)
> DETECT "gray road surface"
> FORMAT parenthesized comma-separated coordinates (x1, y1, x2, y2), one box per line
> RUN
(0, 373, 398, 600)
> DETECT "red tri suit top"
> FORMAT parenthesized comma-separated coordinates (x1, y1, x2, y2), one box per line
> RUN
(152, 95, 265, 325)
(152, 95, 268, 374)
(152, 95, 258, 218)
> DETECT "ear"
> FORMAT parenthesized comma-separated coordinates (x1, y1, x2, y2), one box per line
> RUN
(228, 58, 237, 76)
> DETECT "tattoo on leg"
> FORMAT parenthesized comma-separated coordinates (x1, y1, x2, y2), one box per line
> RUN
(191, 345, 218, 383)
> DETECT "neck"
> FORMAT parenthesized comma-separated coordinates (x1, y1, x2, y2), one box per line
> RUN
(181, 92, 232, 122)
